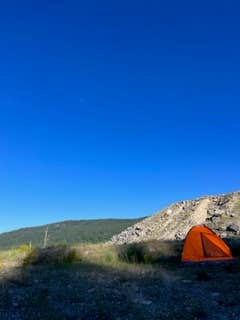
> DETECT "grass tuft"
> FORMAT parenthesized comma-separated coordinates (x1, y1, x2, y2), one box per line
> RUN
(23, 245, 81, 266)
(117, 240, 182, 264)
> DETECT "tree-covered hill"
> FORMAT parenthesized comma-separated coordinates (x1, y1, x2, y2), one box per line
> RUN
(0, 218, 144, 250)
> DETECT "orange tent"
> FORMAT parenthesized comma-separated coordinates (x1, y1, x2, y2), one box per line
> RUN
(182, 225, 233, 262)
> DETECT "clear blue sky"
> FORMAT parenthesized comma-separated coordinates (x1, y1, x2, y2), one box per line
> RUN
(0, 1, 240, 232)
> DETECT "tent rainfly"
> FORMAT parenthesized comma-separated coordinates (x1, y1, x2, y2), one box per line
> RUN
(182, 225, 233, 262)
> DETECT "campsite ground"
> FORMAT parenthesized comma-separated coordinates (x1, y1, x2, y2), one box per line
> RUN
(0, 243, 240, 320)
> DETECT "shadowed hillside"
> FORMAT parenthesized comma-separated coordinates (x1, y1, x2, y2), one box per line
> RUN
(0, 218, 144, 250)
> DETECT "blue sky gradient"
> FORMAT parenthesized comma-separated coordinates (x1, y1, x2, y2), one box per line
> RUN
(0, 1, 240, 231)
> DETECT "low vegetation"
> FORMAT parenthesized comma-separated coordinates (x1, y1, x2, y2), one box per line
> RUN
(12, 240, 183, 269)
(2, 237, 240, 269)
(0, 218, 144, 250)
(0, 244, 32, 270)
(0, 239, 240, 319)
(117, 240, 183, 264)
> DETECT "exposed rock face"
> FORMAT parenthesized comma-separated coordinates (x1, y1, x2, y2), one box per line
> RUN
(111, 191, 240, 244)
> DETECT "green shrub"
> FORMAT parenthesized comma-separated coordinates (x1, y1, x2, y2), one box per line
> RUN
(16, 244, 31, 253)
(62, 247, 79, 264)
(117, 240, 183, 264)
(23, 245, 80, 266)
(117, 243, 145, 263)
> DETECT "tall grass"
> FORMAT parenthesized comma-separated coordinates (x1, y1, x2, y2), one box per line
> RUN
(1, 237, 239, 270)
(20, 240, 183, 268)
(0, 244, 32, 269)
(23, 245, 80, 266)
(117, 240, 183, 264)
(74, 243, 120, 266)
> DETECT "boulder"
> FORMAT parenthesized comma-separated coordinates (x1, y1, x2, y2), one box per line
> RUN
(227, 224, 239, 233)
(212, 217, 221, 224)
(215, 226, 225, 231)
(212, 211, 222, 217)
(175, 232, 184, 240)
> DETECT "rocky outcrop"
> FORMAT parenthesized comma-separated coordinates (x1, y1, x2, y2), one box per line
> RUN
(111, 191, 240, 244)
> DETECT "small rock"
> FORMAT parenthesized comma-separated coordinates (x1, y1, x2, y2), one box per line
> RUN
(182, 279, 192, 283)
(212, 217, 221, 224)
(227, 224, 239, 233)
(141, 300, 152, 305)
(216, 226, 225, 231)
(175, 232, 184, 240)
(87, 288, 96, 294)
(211, 292, 220, 297)
(212, 211, 222, 217)
(12, 302, 20, 308)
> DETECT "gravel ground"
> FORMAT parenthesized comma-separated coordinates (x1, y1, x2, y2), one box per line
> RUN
(0, 260, 240, 320)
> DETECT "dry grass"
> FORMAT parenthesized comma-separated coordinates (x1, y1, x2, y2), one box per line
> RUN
(74, 243, 120, 266)
(1, 237, 239, 270)
(0, 244, 31, 269)
(0, 240, 182, 272)
(47, 240, 183, 268)
(23, 245, 79, 266)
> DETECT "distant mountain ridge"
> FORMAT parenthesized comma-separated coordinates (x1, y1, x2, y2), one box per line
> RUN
(111, 191, 240, 244)
(0, 218, 144, 250)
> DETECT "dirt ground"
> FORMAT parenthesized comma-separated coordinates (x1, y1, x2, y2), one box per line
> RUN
(0, 259, 240, 320)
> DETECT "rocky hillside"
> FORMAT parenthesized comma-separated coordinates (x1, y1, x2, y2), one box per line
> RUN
(111, 191, 240, 244)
